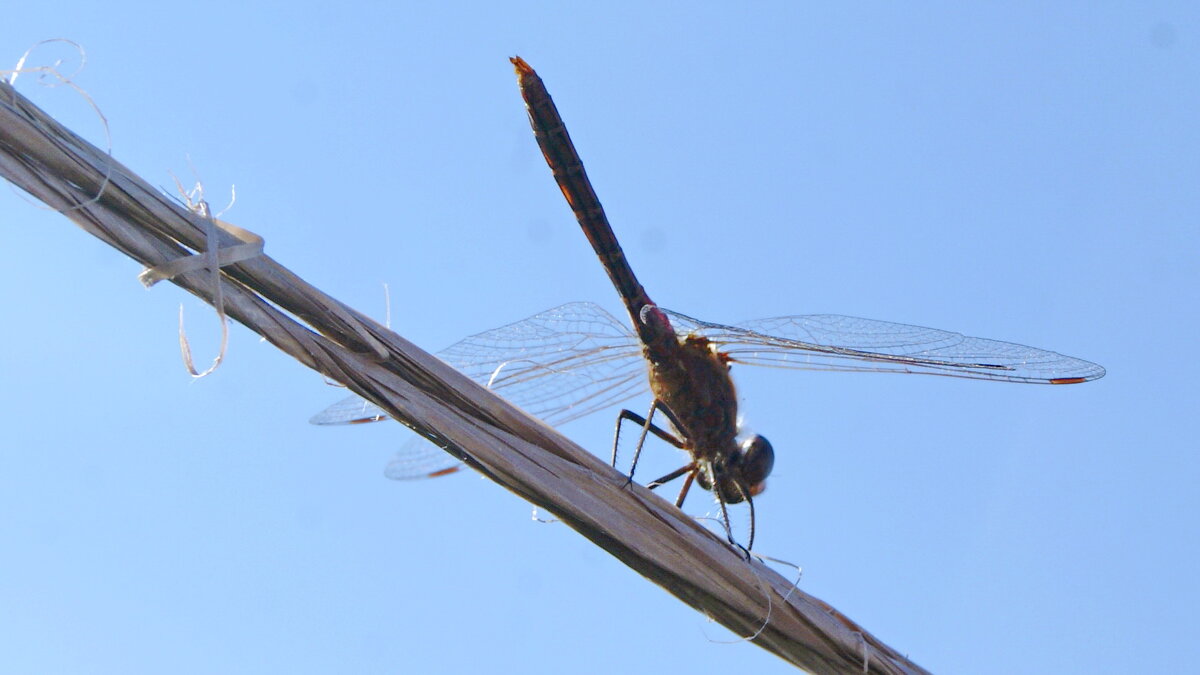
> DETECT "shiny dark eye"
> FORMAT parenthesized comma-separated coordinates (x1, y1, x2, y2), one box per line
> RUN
(738, 434, 774, 489)
(711, 435, 776, 504)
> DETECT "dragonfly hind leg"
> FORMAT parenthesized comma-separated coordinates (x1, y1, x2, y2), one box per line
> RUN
(611, 402, 683, 487)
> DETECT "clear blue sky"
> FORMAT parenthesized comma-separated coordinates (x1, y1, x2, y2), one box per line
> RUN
(2, 3, 1196, 673)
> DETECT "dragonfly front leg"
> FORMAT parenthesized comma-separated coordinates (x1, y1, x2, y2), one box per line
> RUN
(718, 478, 756, 554)
(712, 483, 754, 557)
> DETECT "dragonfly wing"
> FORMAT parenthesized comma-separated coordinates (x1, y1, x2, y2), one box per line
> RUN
(438, 301, 648, 426)
(313, 302, 649, 480)
(383, 436, 466, 480)
(309, 393, 390, 425)
(664, 309, 1105, 384)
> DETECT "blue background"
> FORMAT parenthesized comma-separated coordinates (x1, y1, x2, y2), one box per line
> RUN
(2, 3, 1196, 673)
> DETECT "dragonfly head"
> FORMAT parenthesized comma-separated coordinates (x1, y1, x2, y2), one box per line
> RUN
(737, 434, 774, 499)
(700, 434, 775, 504)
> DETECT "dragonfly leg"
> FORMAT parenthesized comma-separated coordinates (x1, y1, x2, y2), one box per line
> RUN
(673, 469, 697, 508)
(714, 477, 755, 556)
(611, 402, 681, 486)
(743, 488, 757, 553)
(643, 463, 698, 509)
(715, 490, 736, 547)
(646, 462, 694, 490)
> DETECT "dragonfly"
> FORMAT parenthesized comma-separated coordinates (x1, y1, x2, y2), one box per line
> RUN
(312, 57, 1105, 549)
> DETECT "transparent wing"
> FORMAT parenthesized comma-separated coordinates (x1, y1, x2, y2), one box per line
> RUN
(438, 302, 647, 426)
(312, 302, 1104, 480)
(382, 436, 467, 481)
(664, 310, 1105, 384)
(309, 393, 465, 479)
(310, 302, 649, 479)
(309, 393, 390, 425)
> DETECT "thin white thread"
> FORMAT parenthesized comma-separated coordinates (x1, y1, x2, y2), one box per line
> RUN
(382, 282, 391, 328)
(138, 178, 264, 287)
(530, 505, 558, 524)
(141, 180, 263, 378)
(4, 39, 113, 214)
(701, 553, 776, 645)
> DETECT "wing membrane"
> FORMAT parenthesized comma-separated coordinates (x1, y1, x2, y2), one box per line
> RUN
(311, 302, 648, 479)
(438, 302, 647, 425)
(665, 310, 1105, 384)
(312, 302, 1103, 480)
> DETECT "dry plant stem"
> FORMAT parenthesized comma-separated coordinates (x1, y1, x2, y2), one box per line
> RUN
(0, 79, 930, 675)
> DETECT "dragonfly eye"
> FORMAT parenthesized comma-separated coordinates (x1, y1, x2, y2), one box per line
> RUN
(707, 435, 775, 505)
(738, 434, 774, 491)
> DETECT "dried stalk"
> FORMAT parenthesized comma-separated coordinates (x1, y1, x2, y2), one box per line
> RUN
(0, 77, 930, 675)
